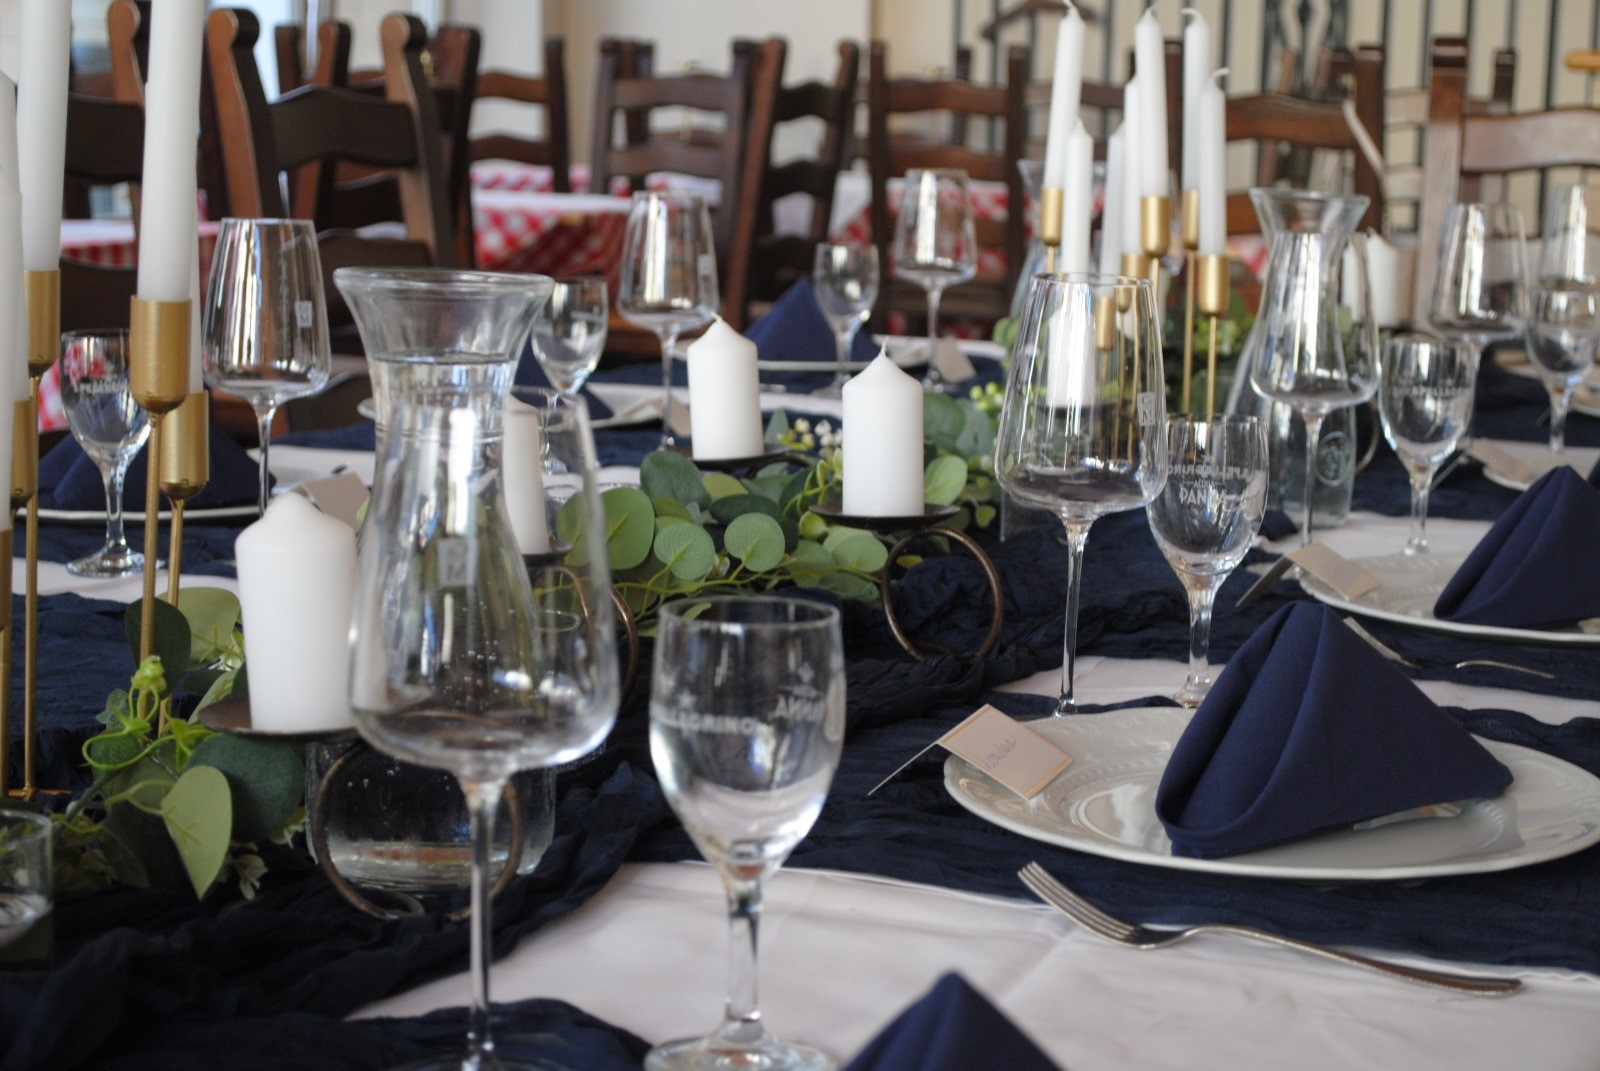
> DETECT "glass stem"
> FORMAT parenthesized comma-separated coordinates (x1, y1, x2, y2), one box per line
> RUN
(461, 777, 506, 1067)
(659, 328, 682, 448)
(922, 286, 944, 389)
(718, 872, 766, 1047)
(1406, 464, 1433, 554)
(1056, 519, 1092, 716)
(833, 324, 854, 387)
(254, 404, 278, 516)
(103, 461, 130, 556)
(1300, 411, 1326, 546)
(1184, 576, 1223, 690)
(1549, 384, 1574, 453)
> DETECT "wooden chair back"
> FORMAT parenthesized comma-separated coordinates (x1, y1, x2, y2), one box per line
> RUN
(470, 37, 572, 193)
(59, 93, 146, 332)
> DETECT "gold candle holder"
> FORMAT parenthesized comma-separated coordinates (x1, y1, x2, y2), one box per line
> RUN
(159, 391, 210, 610)
(1196, 252, 1232, 417)
(1118, 253, 1147, 311)
(130, 298, 192, 662)
(1040, 186, 1064, 274)
(1179, 190, 1201, 415)
(3, 403, 30, 796)
(1139, 194, 1171, 294)
(24, 271, 59, 378)
(19, 269, 58, 800)
(0, 528, 11, 797)
(1093, 293, 1118, 353)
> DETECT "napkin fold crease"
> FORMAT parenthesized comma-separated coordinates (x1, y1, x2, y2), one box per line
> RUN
(843, 973, 1061, 1071)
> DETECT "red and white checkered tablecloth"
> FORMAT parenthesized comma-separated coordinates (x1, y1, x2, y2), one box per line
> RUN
(471, 189, 631, 284)
(470, 162, 593, 194)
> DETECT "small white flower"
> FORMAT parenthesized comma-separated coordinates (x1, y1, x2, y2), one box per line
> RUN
(793, 418, 811, 434)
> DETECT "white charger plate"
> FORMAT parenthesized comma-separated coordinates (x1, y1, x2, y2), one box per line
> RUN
(36, 503, 259, 525)
(1473, 438, 1600, 492)
(1298, 550, 1600, 647)
(944, 707, 1600, 881)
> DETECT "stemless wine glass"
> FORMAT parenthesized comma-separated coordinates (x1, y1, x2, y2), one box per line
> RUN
(893, 168, 976, 391)
(996, 273, 1168, 715)
(203, 218, 332, 514)
(1529, 185, 1600, 453)
(57, 330, 152, 577)
(0, 808, 52, 958)
(811, 242, 879, 397)
(1146, 416, 1268, 707)
(339, 268, 618, 1071)
(617, 191, 719, 447)
(648, 595, 844, 1071)
(1429, 202, 1530, 365)
(531, 277, 609, 398)
(1377, 334, 1477, 555)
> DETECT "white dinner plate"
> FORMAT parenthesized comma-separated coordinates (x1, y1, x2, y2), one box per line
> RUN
(35, 503, 259, 525)
(354, 394, 662, 430)
(1497, 359, 1600, 418)
(944, 707, 1600, 881)
(1298, 550, 1600, 647)
(1473, 439, 1600, 492)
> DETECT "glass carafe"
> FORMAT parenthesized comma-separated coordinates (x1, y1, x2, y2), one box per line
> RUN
(1226, 189, 1370, 529)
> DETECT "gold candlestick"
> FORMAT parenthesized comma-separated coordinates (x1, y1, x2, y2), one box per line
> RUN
(130, 298, 192, 663)
(3, 402, 31, 796)
(1040, 186, 1064, 274)
(159, 391, 210, 607)
(1196, 252, 1231, 417)
(0, 527, 11, 797)
(1179, 190, 1201, 414)
(18, 269, 58, 799)
(1139, 194, 1172, 294)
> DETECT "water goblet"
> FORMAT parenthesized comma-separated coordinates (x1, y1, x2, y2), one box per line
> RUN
(1146, 416, 1268, 707)
(617, 191, 719, 447)
(996, 273, 1169, 715)
(0, 808, 52, 960)
(1377, 334, 1477, 554)
(57, 330, 152, 578)
(531, 277, 608, 398)
(1529, 185, 1600, 454)
(893, 168, 976, 391)
(202, 218, 332, 515)
(647, 595, 844, 1071)
(811, 242, 879, 397)
(1429, 202, 1529, 364)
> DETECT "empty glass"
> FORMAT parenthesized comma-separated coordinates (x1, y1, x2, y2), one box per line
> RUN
(1529, 185, 1600, 453)
(1377, 334, 1477, 555)
(648, 596, 844, 1071)
(57, 330, 152, 577)
(531, 277, 609, 398)
(0, 808, 51, 960)
(1147, 417, 1269, 706)
(811, 242, 879, 397)
(1429, 202, 1529, 362)
(202, 218, 333, 514)
(893, 168, 976, 391)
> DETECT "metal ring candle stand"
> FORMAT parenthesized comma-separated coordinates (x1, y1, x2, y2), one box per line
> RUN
(523, 552, 642, 703)
(808, 503, 1004, 661)
(667, 445, 814, 473)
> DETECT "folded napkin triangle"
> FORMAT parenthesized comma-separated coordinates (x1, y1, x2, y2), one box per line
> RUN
(1587, 454, 1600, 490)
(745, 278, 879, 366)
(1155, 603, 1512, 860)
(1434, 466, 1600, 629)
(40, 425, 269, 511)
(844, 973, 1061, 1071)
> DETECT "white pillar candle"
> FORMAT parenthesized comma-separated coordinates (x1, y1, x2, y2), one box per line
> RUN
(502, 396, 552, 554)
(1198, 70, 1228, 256)
(1120, 81, 1143, 255)
(0, 73, 18, 527)
(235, 495, 357, 733)
(1098, 127, 1125, 275)
(1135, 8, 1170, 200)
(16, 0, 68, 273)
(842, 351, 924, 517)
(1180, 8, 1210, 193)
(686, 316, 763, 461)
(186, 243, 202, 392)
(1342, 230, 1403, 328)
(1041, 3, 1085, 190)
(1061, 119, 1093, 274)
(136, 0, 206, 302)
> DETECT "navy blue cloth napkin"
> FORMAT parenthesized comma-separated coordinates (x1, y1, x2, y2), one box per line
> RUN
(745, 278, 879, 365)
(1154, 603, 1513, 860)
(39, 425, 268, 511)
(1433, 466, 1600, 628)
(843, 974, 1060, 1071)
(513, 343, 614, 420)
(1588, 454, 1600, 489)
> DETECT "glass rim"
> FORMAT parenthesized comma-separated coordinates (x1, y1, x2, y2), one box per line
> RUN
(901, 166, 971, 182)
(657, 594, 841, 630)
(60, 329, 129, 343)
(331, 266, 555, 296)
(1027, 270, 1151, 291)
(0, 807, 53, 840)
(1382, 330, 1470, 352)
(627, 189, 707, 208)
(216, 216, 318, 230)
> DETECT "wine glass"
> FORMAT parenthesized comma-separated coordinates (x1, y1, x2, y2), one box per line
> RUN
(617, 191, 719, 447)
(1377, 334, 1477, 554)
(996, 273, 1169, 715)
(531, 278, 609, 398)
(893, 168, 976, 391)
(57, 330, 153, 578)
(811, 242, 879, 397)
(1146, 416, 1268, 707)
(1429, 202, 1530, 364)
(202, 218, 332, 515)
(340, 267, 618, 1071)
(0, 808, 51, 958)
(1528, 185, 1600, 454)
(647, 595, 843, 1071)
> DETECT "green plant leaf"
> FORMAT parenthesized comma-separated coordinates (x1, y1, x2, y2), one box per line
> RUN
(194, 668, 240, 712)
(640, 450, 711, 508)
(176, 588, 242, 666)
(124, 598, 193, 685)
(816, 570, 878, 602)
(652, 496, 692, 522)
(160, 765, 232, 899)
(702, 472, 746, 500)
(724, 513, 786, 572)
(187, 733, 304, 843)
(825, 528, 889, 572)
(923, 456, 969, 506)
(652, 523, 718, 580)
(709, 493, 783, 526)
(764, 409, 790, 443)
(974, 503, 997, 527)
(787, 539, 834, 577)
(85, 730, 143, 771)
(924, 392, 965, 451)
(601, 486, 657, 570)
(797, 510, 829, 540)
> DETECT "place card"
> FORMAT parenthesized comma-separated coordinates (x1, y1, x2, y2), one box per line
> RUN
(932, 338, 978, 383)
(1237, 542, 1380, 605)
(290, 473, 369, 531)
(1467, 440, 1538, 485)
(869, 704, 1072, 799)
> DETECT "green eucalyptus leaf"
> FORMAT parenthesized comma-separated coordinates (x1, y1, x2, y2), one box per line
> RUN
(974, 503, 997, 527)
(85, 731, 143, 772)
(160, 765, 233, 899)
(653, 523, 718, 580)
(776, 515, 799, 553)
(923, 456, 969, 506)
(779, 467, 813, 513)
(640, 450, 712, 507)
(654, 515, 690, 533)
(787, 539, 834, 578)
(194, 668, 239, 712)
(924, 392, 965, 450)
(702, 472, 746, 500)
(725, 513, 786, 572)
(601, 486, 657, 570)
(187, 732, 305, 843)
(816, 570, 878, 602)
(797, 510, 829, 541)
(652, 497, 693, 521)
(555, 492, 588, 546)
(825, 529, 889, 572)
(764, 409, 790, 443)
(124, 599, 193, 685)
(709, 493, 783, 526)
(176, 588, 242, 665)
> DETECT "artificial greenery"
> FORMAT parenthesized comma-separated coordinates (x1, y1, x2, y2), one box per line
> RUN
(53, 590, 303, 901)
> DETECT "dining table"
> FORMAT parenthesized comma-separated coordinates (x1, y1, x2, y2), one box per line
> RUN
(1, 339, 1598, 1070)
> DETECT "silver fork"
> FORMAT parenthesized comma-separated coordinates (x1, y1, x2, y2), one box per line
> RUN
(1018, 862, 1521, 996)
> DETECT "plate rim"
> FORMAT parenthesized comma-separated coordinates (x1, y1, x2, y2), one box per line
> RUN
(34, 503, 260, 525)
(943, 706, 1600, 881)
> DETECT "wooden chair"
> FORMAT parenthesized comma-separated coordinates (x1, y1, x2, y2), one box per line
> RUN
(58, 94, 145, 333)
(866, 39, 1028, 329)
(469, 38, 572, 193)
(726, 38, 859, 329)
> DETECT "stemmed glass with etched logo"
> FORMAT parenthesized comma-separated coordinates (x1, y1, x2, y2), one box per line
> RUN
(1377, 334, 1477, 555)
(57, 330, 152, 577)
(648, 596, 845, 1071)
(1147, 416, 1269, 706)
